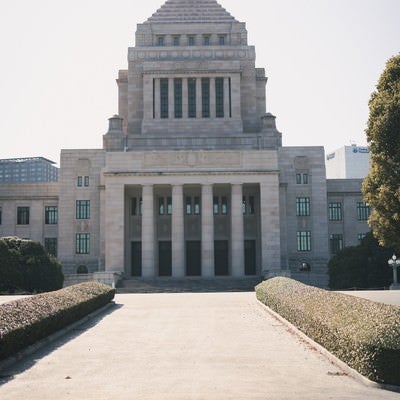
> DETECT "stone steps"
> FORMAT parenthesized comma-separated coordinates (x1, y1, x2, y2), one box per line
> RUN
(116, 276, 263, 293)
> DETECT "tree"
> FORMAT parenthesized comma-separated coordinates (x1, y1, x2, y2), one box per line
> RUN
(362, 54, 400, 249)
(328, 232, 393, 289)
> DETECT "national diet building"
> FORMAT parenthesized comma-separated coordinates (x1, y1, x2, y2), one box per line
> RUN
(0, 0, 370, 287)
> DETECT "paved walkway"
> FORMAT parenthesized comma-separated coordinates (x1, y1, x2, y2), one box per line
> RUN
(1, 292, 399, 399)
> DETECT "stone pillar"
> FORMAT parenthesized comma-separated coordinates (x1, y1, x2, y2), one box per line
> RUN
(182, 77, 188, 119)
(168, 77, 174, 119)
(143, 75, 153, 120)
(201, 184, 214, 276)
(172, 185, 185, 277)
(260, 177, 281, 277)
(105, 182, 125, 272)
(230, 73, 241, 118)
(154, 78, 160, 119)
(224, 77, 230, 119)
(210, 77, 216, 118)
(196, 77, 202, 119)
(231, 184, 244, 277)
(142, 185, 155, 277)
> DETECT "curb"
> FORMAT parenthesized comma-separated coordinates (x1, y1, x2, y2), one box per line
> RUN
(0, 301, 117, 373)
(256, 300, 400, 393)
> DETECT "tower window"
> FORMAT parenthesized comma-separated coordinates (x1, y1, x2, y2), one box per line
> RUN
(188, 78, 196, 118)
(201, 78, 210, 118)
(160, 78, 169, 119)
(215, 77, 224, 118)
(174, 78, 182, 118)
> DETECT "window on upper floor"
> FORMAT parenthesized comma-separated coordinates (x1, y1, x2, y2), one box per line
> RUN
(218, 35, 226, 45)
(185, 196, 200, 215)
(160, 78, 169, 119)
(174, 78, 182, 118)
(215, 77, 224, 118)
(77, 176, 89, 187)
(357, 202, 371, 221)
(242, 196, 255, 215)
(159, 197, 172, 215)
(76, 200, 90, 219)
(203, 35, 210, 46)
(296, 173, 309, 184)
(173, 36, 180, 46)
(328, 202, 342, 221)
(131, 197, 142, 216)
(296, 197, 310, 216)
(45, 206, 58, 224)
(17, 207, 29, 225)
(188, 36, 195, 46)
(157, 36, 165, 46)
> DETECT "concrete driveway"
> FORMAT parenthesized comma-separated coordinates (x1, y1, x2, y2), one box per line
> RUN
(0, 292, 399, 399)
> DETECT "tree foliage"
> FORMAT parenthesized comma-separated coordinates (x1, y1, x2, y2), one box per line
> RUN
(328, 232, 393, 289)
(362, 54, 400, 249)
(0, 237, 64, 293)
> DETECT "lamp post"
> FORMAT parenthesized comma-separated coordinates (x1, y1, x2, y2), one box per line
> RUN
(388, 254, 400, 290)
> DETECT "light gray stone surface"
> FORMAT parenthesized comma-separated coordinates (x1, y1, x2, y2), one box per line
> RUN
(0, 292, 399, 399)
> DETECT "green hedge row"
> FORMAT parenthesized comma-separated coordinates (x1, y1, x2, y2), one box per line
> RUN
(256, 277, 400, 386)
(0, 281, 115, 361)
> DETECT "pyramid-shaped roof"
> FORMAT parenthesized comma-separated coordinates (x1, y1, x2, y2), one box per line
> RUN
(146, 0, 238, 24)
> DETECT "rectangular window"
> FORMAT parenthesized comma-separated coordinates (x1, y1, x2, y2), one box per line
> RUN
(203, 35, 210, 45)
(248, 196, 255, 214)
(17, 206, 29, 225)
(201, 78, 210, 118)
(44, 238, 57, 257)
(173, 36, 180, 46)
(188, 78, 196, 118)
(188, 36, 195, 46)
(186, 197, 192, 215)
(131, 197, 137, 216)
(167, 197, 172, 215)
(157, 36, 165, 46)
(159, 197, 165, 215)
(215, 77, 224, 118)
(174, 78, 182, 118)
(45, 206, 58, 224)
(328, 202, 342, 221)
(303, 173, 309, 184)
(84, 176, 89, 187)
(296, 197, 310, 216)
(213, 196, 219, 215)
(194, 196, 200, 215)
(160, 78, 169, 119)
(330, 234, 343, 254)
(77, 176, 83, 187)
(76, 233, 90, 254)
(296, 173, 309, 184)
(221, 196, 228, 215)
(357, 202, 371, 221)
(218, 35, 225, 45)
(297, 231, 311, 251)
(242, 196, 246, 214)
(76, 200, 90, 219)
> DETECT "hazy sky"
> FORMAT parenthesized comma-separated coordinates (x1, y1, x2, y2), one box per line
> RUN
(0, 0, 399, 165)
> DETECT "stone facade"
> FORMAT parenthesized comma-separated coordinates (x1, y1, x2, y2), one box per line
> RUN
(0, 0, 370, 287)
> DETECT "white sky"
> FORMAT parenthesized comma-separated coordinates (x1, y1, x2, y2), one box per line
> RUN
(0, 0, 399, 165)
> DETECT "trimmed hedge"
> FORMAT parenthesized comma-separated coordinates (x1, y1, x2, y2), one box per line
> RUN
(0, 281, 115, 361)
(256, 277, 400, 385)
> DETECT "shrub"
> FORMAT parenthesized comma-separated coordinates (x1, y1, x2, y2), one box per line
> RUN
(256, 277, 400, 385)
(0, 237, 63, 293)
(0, 281, 115, 361)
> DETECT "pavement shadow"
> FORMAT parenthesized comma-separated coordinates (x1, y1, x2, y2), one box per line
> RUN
(0, 302, 123, 385)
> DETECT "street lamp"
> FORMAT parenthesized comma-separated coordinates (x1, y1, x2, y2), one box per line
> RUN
(388, 254, 400, 289)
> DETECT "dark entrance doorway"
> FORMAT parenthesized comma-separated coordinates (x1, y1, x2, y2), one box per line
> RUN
(159, 241, 172, 276)
(245, 240, 256, 275)
(131, 241, 142, 277)
(214, 240, 229, 276)
(186, 241, 201, 276)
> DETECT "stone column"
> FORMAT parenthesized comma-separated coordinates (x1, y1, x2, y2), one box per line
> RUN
(260, 177, 281, 277)
(172, 185, 185, 277)
(141, 185, 155, 277)
(231, 184, 244, 277)
(182, 77, 188, 118)
(210, 77, 216, 118)
(224, 77, 230, 119)
(105, 182, 125, 272)
(143, 75, 153, 120)
(154, 78, 160, 119)
(201, 184, 214, 276)
(230, 73, 241, 118)
(168, 77, 174, 119)
(196, 77, 202, 119)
